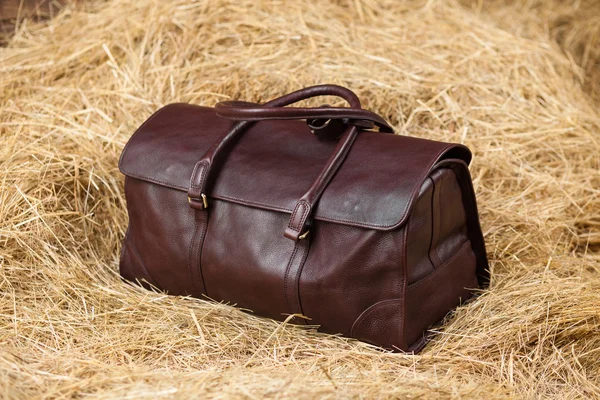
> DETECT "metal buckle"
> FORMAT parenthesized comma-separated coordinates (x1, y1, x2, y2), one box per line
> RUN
(298, 230, 310, 240)
(307, 117, 345, 141)
(307, 118, 331, 135)
(188, 193, 208, 209)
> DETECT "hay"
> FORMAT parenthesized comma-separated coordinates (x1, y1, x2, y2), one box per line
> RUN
(1, 0, 599, 398)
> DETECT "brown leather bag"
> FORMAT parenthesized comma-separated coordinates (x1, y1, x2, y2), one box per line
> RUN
(119, 84, 489, 352)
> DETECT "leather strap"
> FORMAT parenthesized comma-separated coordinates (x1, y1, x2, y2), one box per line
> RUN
(283, 238, 311, 322)
(188, 84, 393, 241)
(215, 101, 394, 133)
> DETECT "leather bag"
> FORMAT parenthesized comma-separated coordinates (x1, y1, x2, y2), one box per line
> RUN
(119, 84, 489, 352)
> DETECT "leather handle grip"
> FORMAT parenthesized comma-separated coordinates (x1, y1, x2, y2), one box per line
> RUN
(188, 84, 378, 240)
(214, 101, 394, 133)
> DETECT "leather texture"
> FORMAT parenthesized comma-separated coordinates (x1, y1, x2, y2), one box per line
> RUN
(118, 84, 489, 352)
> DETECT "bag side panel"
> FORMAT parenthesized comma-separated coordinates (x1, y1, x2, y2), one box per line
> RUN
(404, 165, 480, 348)
(405, 177, 435, 284)
(429, 168, 470, 266)
(405, 240, 478, 348)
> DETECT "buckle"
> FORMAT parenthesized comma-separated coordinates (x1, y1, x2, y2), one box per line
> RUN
(188, 193, 208, 209)
(298, 230, 310, 240)
(307, 117, 345, 140)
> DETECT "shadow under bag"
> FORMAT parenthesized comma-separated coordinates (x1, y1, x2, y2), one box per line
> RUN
(118, 84, 489, 352)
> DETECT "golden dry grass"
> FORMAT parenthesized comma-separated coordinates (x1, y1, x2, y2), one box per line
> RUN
(1, 0, 599, 398)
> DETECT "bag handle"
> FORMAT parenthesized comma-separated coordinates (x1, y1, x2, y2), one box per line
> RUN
(214, 100, 393, 134)
(187, 84, 393, 240)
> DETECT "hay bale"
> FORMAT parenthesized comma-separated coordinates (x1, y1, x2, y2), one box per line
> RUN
(1, 0, 598, 398)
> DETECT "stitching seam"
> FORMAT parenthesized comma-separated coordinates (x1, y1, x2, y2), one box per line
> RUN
(288, 200, 310, 231)
(283, 243, 300, 312)
(350, 299, 401, 337)
(190, 160, 209, 191)
(293, 242, 310, 321)
(188, 214, 200, 294)
(196, 215, 208, 295)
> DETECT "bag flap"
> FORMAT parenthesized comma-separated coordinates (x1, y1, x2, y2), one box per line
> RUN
(119, 104, 472, 230)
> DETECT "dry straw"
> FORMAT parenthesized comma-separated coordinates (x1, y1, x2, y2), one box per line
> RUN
(1, 0, 599, 398)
